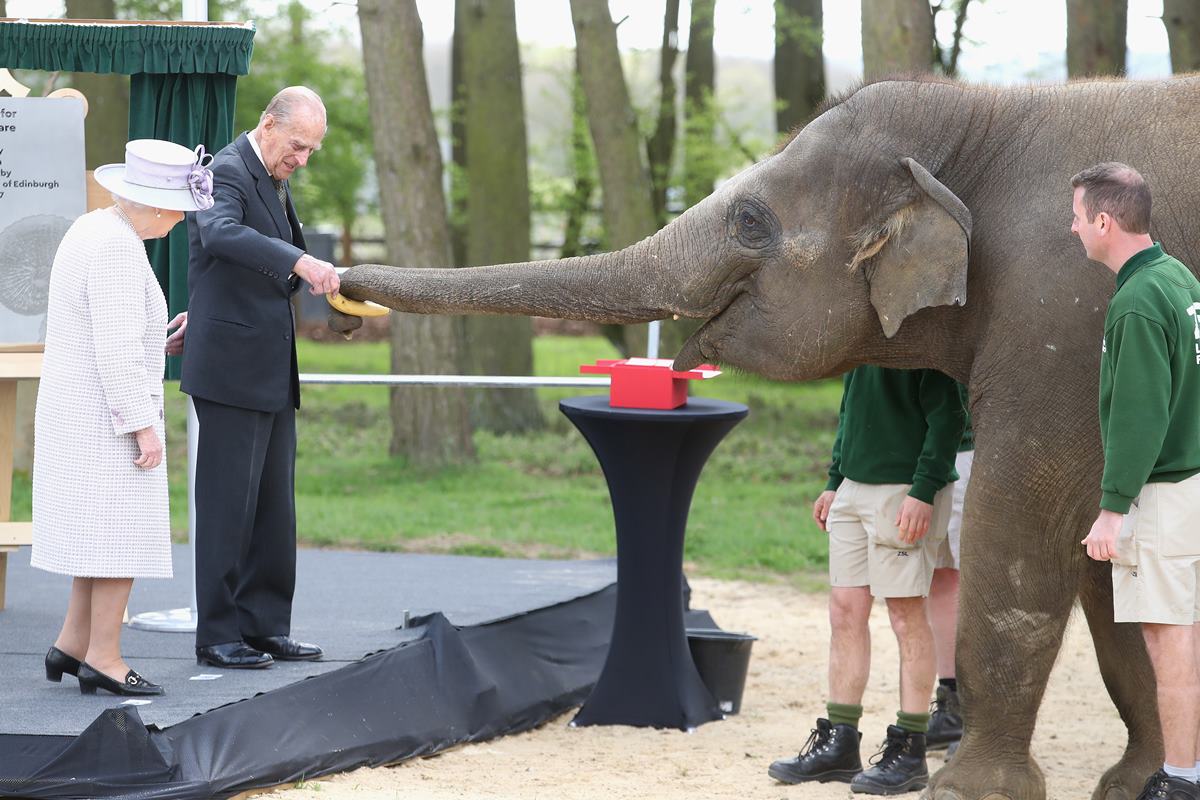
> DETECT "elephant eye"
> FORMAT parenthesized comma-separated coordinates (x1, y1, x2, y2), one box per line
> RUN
(728, 197, 780, 251)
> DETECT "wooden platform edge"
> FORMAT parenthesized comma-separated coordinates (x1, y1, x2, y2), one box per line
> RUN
(0, 521, 32, 546)
(0, 352, 43, 379)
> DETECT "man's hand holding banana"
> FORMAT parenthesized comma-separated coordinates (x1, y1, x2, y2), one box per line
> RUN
(293, 253, 340, 295)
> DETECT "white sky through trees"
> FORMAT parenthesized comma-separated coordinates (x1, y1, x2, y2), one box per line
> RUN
(6, 0, 1173, 85)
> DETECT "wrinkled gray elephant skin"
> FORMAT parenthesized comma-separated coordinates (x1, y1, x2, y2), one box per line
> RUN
(335, 76, 1200, 799)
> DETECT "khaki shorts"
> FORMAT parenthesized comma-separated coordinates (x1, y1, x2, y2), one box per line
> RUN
(936, 450, 973, 570)
(827, 479, 954, 598)
(1112, 472, 1200, 625)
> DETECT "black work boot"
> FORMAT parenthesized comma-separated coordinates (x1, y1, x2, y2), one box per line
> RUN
(1136, 769, 1200, 800)
(850, 725, 928, 795)
(768, 717, 862, 784)
(925, 684, 962, 751)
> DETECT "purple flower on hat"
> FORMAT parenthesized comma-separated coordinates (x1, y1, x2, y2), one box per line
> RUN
(188, 145, 215, 211)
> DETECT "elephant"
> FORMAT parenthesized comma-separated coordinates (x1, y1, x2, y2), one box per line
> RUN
(329, 74, 1200, 799)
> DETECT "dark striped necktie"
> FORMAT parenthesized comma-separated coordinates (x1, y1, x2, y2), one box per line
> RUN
(272, 178, 288, 212)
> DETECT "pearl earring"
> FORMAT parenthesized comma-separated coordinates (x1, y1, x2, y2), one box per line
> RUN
(155, 210, 162, 218)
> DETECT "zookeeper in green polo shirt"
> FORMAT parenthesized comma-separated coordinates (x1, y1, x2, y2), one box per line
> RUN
(1073, 162, 1200, 800)
(769, 365, 963, 796)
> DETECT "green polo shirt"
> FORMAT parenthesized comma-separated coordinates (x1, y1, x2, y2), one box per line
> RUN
(1099, 243, 1200, 513)
(825, 366, 965, 504)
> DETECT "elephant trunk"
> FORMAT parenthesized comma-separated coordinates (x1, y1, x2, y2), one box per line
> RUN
(339, 223, 727, 325)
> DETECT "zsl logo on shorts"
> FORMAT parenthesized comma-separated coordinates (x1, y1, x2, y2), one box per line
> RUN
(896, 551, 910, 558)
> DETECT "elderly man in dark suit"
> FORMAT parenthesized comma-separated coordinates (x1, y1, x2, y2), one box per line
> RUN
(182, 86, 339, 669)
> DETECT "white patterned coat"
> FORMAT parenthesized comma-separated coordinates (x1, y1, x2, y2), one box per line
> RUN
(31, 208, 172, 578)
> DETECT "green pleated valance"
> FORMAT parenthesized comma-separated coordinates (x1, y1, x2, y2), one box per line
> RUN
(0, 21, 254, 75)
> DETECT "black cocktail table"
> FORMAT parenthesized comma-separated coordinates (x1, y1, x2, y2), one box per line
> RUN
(560, 395, 749, 729)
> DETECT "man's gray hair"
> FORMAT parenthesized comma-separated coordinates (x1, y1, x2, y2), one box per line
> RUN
(259, 86, 326, 130)
(1070, 162, 1152, 235)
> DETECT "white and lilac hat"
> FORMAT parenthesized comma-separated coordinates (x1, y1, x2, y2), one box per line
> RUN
(94, 139, 215, 212)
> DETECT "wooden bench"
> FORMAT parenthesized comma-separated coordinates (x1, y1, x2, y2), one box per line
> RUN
(0, 351, 42, 610)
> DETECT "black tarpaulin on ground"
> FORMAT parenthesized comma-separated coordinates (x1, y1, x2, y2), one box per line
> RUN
(0, 586, 616, 800)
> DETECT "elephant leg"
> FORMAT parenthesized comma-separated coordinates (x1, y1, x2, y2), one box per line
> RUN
(927, 500, 1079, 799)
(1079, 561, 1162, 800)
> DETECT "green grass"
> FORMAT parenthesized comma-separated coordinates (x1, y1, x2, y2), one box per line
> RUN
(14, 335, 842, 584)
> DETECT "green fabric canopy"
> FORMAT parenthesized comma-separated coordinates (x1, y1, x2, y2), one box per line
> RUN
(0, 20, 255, 377)
(0, 21, 253, 75)
(131, 72, 240, 378)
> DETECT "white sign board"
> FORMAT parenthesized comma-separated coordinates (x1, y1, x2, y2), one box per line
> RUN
(0, 97, 86, 345)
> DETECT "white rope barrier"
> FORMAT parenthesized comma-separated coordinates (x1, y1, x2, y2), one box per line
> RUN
(299, 373, 610, 387)
(128, 373, 614, 633)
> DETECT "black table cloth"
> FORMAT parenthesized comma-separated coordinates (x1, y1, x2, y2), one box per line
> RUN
(560, 395, 749, 729)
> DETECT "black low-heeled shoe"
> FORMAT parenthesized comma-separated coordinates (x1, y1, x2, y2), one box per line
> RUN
(76, 663, 164, 697)
(45, 646, 82, 682)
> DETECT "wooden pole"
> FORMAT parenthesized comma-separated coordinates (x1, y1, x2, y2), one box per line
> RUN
(0, 352, 42, 610)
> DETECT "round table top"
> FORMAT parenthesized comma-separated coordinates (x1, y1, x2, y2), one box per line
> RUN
(559, 395, 749, 422)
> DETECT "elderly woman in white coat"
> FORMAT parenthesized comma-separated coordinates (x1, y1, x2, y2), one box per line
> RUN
(31, 139, 213, 697)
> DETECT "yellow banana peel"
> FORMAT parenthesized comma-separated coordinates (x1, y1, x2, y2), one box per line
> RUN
(327, 292, 390, 317)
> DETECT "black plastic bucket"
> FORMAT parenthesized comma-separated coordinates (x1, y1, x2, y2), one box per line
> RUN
(687, 628, 757, 715)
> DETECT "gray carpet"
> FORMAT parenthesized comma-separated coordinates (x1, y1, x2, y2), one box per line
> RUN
(0, 545, 616, 736)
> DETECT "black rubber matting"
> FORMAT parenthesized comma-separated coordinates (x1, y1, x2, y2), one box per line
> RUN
(0, 545, 622, 799)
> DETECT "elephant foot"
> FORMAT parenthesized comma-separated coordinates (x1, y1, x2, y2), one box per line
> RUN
(1092, 750, 1161, 800)
(925, 746, 1044, 800)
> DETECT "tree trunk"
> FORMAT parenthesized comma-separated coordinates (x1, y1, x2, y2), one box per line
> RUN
(357, 0, 475, 465)
(450, 2, 467, 269)
(458, 0, 543, 433)
(340, 223, 353, 266)
(647, 0, 680, 228)
(570, 0, 661, 356)
(561, 75, 596, 261)
(934, 0, 973, 76)
(287, 0, 303, 46)
(570, 0, 656, 251)
(1164, 0, 1200, 73)
(683, 0, 715, 210)
(637, 0, 716, 357)
(65, 0, 128, 169)
(774, 0, 824, 135)
(860, 0, 935, 78)
(1066, 0, 1128, 77)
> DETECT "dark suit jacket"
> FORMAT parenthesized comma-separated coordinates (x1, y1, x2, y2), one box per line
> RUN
(181, 133, 305, 412)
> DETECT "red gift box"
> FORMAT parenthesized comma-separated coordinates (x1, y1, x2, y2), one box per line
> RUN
(580, 358, 721, 409)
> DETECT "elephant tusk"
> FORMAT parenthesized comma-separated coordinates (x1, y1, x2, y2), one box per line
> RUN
(327, 292, 391, 317)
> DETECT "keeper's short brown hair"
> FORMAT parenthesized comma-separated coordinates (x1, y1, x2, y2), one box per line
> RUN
(1070, 162, 1152, 235)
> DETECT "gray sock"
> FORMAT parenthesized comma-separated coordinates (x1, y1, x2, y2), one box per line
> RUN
(1163, 763, 1197, 781)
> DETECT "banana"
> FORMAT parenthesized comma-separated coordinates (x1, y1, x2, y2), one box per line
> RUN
(326, 292, 390, 317)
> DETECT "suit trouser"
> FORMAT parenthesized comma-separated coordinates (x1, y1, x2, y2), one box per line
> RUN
(192, 396, 297, 647)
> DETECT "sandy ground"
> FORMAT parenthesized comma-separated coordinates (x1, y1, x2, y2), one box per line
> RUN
(277, 577, 1127, 800)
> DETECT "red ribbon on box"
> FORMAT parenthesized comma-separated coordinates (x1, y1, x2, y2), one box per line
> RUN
(580, 358, 722, 409)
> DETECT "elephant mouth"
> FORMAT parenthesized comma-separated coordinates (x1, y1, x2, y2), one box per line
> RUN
(673, 290, 749, 371)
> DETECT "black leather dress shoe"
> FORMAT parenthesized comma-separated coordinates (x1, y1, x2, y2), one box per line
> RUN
(77, 663, 164, 696)
(196, 641, 274, 669)
(245, 635, 324, 661)
(45, 646, 82, 682)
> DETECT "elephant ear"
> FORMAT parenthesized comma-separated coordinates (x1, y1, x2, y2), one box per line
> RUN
(855, 158, 972, 338)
